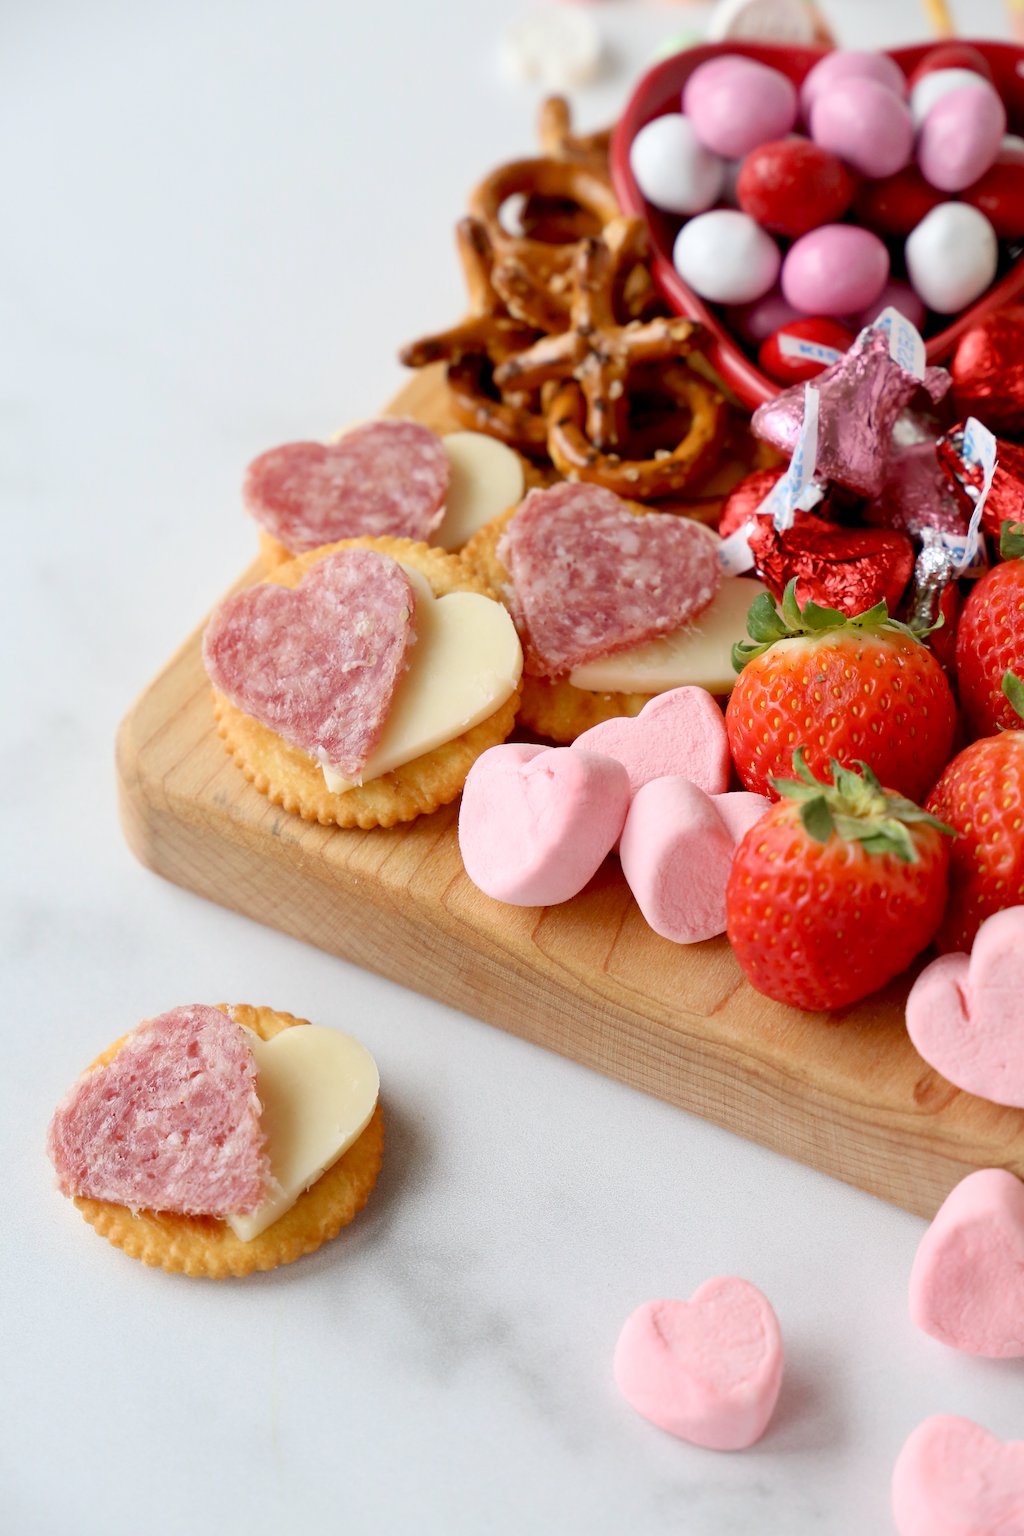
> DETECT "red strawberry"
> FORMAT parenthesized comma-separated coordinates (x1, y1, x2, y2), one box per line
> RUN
(956, 521, 1024, 739)
(726, 754, 952, 1011)
(926, 671, 1024, 953)
(726, 581, 957, 803)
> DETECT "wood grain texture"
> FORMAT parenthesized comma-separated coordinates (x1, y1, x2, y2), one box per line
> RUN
(116, 364, 1024, 1219)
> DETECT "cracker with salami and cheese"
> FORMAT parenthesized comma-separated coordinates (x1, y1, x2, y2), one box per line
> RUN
(204, 536, 523, 828)
(47, 1005, 384, 1279)
(463, 485, 753, 742)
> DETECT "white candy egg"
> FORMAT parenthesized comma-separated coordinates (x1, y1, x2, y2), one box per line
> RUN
(630, 114, 726, 215)
(905, 203, 998, 315)
(673, 209, 781, 304)
(910, 66, 997, 127)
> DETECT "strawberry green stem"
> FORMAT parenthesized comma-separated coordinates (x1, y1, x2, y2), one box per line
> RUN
(732, 579, 921, 673)
(1003, 670, 1024, 724)
(770, 750, 952, 864)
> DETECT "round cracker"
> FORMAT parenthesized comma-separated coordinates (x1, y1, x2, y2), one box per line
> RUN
(461, 509, 657, 743)
(517, 674, 654, 743)
(257, 526, 291, 571)
(71, 1005, 383, 1279)
(211, 536, 522, 828)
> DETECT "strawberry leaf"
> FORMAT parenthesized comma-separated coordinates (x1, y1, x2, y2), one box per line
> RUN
(1003, 670, 1024, 724)
(746, 592, 790, 645)
(1000, 520, 1024, 561)
(731, 582, 922, 671)
(781, 579, 804, 631)
(857, 824, 917, 863)
(770, 752, 952, 861)
(799, 795, 834, 844)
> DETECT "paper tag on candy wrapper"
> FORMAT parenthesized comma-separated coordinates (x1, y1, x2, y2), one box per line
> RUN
(776, 334, 844, 369)
(717, 386, 822, 576)
(866, 307, 926, 379)
(761, 384, 820, 531)
(717, 522, 758, 576)
(944, 416, 997, 578)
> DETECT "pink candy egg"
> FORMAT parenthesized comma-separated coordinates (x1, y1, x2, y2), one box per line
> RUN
(683, 55, 797, 159)
(853, 279, 925, 332)
(725, 287, 803, 344)
(800, 49, 906, 119)
(905, 202, 998, 315)
(910, 66, 996, 128)
(918, 85, 1007, 193)
(629, 113, 725, 214)
(674, 209, 781, 305)
(781, 224, 889, 317)
(810, 77, 913, 178)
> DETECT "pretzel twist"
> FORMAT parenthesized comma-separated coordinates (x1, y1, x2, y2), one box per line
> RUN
(399, 100, 725, 486)
(547, 367, 726, 500)
(495, 225, 712, 455)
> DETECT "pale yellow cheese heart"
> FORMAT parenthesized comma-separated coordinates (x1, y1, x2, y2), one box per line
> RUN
(322, 566, 522, 793)
(227, 1025, 380, 1242)
(435, 432, 525, 551)
(568, 576, 770, 695)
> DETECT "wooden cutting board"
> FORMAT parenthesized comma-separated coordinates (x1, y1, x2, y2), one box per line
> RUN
(116, 364, 1024, 1219)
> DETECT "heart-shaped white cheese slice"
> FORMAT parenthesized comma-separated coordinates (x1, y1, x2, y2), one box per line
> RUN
(568, 576, 769, 696)
(322, 565, 522, 792)
(227, 1025, 380, 1242)
(435, 432, 525, 551)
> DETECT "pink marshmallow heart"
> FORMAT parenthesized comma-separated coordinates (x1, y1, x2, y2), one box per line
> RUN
(614, 1277, 784, 1451)
(712, 790, 772, 844)
(458, 742, 630, 906)
(620, 778, 734, 943)
(573, 687, 730, 798)
(892, 1415, 1024, 1536)
(909, 1168, 1024, 1358)
(619, 781, 771, 944)
(906, 907, 1024, 1108)
(203, 548, 416, 781)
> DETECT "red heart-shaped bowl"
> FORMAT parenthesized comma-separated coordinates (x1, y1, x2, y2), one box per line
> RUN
(610, 40, 1024, 409)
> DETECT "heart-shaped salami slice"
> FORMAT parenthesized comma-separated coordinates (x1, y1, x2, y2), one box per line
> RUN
(47, 1005, 270, 1217)
(498, 484, 722, 678)
(203, 548, 416, 780)
(243, 421, 449, 554)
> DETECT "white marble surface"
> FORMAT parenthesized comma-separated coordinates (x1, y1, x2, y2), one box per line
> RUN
(3, 2, 1021, 1532)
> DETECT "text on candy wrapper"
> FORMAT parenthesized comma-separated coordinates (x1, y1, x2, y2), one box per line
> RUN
(868, 306, 926, 379)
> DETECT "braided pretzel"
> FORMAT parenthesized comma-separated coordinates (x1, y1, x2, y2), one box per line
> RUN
(399, 219, 551, 457)
(494, 222, 717, 449)
(536, 95, 611, 169)
(509, 96, 616, 250)
(470, 157, 621, 332)
(399, 218, 535, 371)
(447, 354, 551, 456)
(547, 366, 725, 500)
